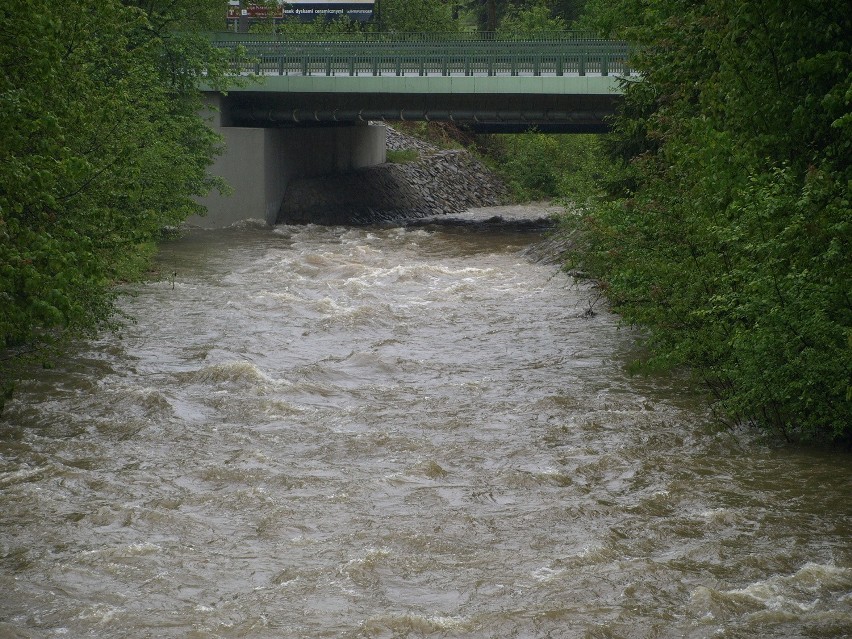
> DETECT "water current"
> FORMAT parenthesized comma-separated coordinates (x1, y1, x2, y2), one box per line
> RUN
(1, 212, 850, 638)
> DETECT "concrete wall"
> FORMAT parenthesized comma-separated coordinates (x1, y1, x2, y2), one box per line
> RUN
(191, 94, 386, 228)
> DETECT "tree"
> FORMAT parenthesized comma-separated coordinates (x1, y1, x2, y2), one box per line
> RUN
(466, 0, 582, 33)
(496, 1, 567, 37)
(550, 0, 586, 24)
(569, 0, 852, 443)
(378, 0, 460, 33)
(0, 0, 230, 411)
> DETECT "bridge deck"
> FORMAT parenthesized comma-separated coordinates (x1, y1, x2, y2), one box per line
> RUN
(208, 33, 631, 130)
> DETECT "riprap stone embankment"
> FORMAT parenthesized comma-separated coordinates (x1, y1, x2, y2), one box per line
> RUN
(277, 126, 510, 225)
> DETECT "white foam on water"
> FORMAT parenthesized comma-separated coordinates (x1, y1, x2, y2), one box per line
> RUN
(73, 602, 122, 625)
(690, 562, 852, 628)
(345, 546, 391, 569)
(79, 542, 162, 561)
(532, 565, 565, 582)
(180, 361, 292, 391)
(225, 218, 269, 230)
(360, 612, 471, 634)
(0, 465, 49, 489)
(727, 563, 852, 606)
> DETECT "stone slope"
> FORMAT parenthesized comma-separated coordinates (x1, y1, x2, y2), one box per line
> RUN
(277, 126, 509, 225)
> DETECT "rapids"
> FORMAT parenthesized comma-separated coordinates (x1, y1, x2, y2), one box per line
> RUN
(1, 214, 850, 638)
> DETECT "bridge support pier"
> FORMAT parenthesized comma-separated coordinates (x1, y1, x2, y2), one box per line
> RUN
(192, 94, 386, 228)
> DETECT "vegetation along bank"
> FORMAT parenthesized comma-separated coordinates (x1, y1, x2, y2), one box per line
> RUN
(1, 0, 233, 410)
(565, 0, 851, 444)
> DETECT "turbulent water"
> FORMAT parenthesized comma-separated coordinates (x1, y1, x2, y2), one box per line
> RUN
(1, 214, 850, 639)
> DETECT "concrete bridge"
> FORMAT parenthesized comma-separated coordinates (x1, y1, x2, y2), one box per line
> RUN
(197, 33, 632, 227)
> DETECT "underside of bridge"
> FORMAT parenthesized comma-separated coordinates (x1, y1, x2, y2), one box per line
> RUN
(193, 34, 628, 226)
(193, 85, 620, 227)
(218, 90, 617, 134)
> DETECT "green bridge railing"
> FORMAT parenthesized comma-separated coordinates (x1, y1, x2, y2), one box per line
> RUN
(211, 32, 632, 78)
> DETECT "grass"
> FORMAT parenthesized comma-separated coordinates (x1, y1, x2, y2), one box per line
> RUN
(386, 149, 420, 164)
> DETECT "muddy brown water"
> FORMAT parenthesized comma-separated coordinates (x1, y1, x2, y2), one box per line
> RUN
(1, 211, 850, 638)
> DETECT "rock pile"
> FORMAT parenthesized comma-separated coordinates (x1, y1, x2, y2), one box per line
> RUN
(277, 125, 510, 225)
(385, 125, 440, 154)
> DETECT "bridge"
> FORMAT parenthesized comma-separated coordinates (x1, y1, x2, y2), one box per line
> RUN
(210, 32, 630, 131)
(197, 33, 632, 227)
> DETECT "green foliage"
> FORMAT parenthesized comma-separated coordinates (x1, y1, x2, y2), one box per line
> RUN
(379, 0, 461, 33)
(436, 0, 586, 33)
(124, 0, 228, 31)
(250, 0, 586, 36)
(0, 0, 229, 406)
(567, 0, 852, 443)
(496, 1, 567, 37)
(260, 0, 584, 36)
(478, 132, 605, 203)
(549, 0, 587, 24)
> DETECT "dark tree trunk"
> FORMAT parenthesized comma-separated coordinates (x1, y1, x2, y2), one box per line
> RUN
(486, 0, 497, 31)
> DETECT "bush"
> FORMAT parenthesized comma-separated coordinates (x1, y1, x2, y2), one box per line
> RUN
(0, 0, 229, 412)
(568, 0, 852, 444)
(478, 132, 605, 203)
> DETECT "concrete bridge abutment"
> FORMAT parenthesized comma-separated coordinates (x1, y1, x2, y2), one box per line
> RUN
(192, 94, 386, 228)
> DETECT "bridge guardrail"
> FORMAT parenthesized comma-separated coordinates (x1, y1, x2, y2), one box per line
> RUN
(210, 33, 632, 78)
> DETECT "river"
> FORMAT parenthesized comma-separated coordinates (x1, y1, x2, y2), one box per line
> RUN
(1, 212, 850, 638)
